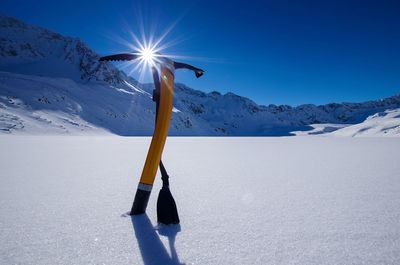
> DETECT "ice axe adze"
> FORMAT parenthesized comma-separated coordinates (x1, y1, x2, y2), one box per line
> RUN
(99, 53, 204, 224)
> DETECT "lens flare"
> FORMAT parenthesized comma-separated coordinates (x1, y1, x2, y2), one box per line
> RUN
(107, 14, 214, 83)
(139, 47, 155, 65)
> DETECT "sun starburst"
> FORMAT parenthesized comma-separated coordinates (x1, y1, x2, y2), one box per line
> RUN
(105, 15, 213, 83)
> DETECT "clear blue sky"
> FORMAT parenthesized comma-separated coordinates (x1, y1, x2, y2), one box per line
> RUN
(1, 0, 400, 105)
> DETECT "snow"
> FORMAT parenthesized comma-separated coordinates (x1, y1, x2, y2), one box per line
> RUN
(1, 136, 400, 264)
(291, 123, 350, 136)
(0, 71, 156, 135)
(330, 108, 400, 137)
(291, 109, 400, 137)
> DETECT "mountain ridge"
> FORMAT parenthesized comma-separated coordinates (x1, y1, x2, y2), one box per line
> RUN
(1, 14, 399, 136)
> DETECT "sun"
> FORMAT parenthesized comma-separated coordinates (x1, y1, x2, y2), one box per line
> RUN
(114, 18, 205, 81)
(139, 47, 156, 65)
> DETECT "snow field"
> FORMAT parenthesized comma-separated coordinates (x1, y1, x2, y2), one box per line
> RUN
(1, 136, 400, 264)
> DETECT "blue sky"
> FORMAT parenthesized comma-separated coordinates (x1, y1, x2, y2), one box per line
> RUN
(1, 0, 400, 105)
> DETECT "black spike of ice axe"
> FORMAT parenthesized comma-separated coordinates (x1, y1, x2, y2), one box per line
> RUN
(100, 52, 204, 225)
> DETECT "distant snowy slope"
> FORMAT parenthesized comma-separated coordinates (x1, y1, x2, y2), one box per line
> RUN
(0, 72, 149, 135)
(1, 15, 400, 136)
(291, 123, 350, 136)
(330, 108, 400, 137)
(172, 83, 400, 135)
(0, 71, 215, 135)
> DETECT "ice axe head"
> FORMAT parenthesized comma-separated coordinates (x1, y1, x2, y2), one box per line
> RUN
(195, 70, 204, 78)
(99, 53, 205, 79)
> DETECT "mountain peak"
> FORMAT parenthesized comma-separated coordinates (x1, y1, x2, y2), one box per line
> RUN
(0, 15, 126, 84)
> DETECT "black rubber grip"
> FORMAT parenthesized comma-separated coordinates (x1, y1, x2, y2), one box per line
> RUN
(130, 188, 151, 215)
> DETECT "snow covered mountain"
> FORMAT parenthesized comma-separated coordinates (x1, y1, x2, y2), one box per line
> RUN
(1, 15, 399, 136)
(0, 15, 124, 83)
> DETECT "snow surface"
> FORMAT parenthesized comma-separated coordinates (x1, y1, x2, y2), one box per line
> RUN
(1, 136, 400, 265)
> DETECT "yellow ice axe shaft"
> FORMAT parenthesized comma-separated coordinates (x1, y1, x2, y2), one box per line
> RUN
(140, 66, 174, 185)
(130, 66, 175, 214)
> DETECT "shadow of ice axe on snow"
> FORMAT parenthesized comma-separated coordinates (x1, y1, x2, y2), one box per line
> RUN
(130, 214, 185, 265)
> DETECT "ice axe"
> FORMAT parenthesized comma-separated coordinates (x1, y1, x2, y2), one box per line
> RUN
(99, 52, 204, 224)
